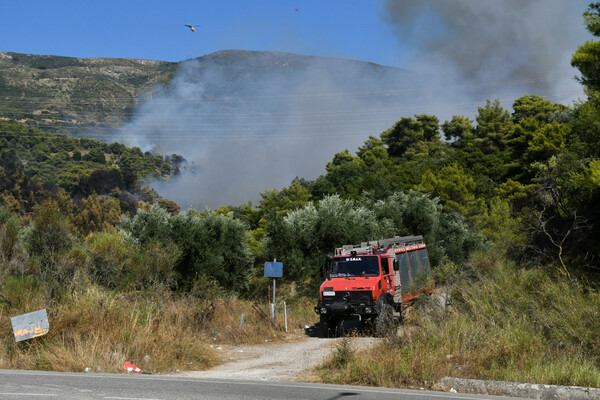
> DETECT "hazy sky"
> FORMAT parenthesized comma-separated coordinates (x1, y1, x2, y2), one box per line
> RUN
(1, 0, 594, 208)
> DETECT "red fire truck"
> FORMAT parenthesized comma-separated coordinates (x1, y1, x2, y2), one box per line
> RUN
(315, 235, 431, 336)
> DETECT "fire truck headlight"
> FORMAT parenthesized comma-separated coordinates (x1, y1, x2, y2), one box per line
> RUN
(319, 307, 328, 314)
(364, 307, 372, 314)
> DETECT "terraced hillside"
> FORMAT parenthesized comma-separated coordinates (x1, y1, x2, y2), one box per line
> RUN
(0, 51, 177, 136)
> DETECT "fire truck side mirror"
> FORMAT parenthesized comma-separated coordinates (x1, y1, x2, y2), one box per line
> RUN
(393, 259, 399, 271)
(325, 255, 334, 280)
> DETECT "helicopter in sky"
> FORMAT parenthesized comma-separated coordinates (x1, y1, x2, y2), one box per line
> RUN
(184, 24, 200, 32)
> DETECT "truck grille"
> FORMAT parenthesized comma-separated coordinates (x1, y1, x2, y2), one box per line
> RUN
(322, 290, 372, 305)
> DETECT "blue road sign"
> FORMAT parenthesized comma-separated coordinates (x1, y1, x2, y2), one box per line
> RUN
(264, 261, 283, 278)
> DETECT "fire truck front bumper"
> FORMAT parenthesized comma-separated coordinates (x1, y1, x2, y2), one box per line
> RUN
(315, 302, 376, 317)
(315, 290, 377, 318)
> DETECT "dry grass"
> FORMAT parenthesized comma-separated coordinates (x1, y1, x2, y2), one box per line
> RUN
(0, 279, 317, 374)
(316, 255, 600, 389)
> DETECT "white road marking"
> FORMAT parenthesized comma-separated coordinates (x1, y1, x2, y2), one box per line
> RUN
(105, 398, 165, 400)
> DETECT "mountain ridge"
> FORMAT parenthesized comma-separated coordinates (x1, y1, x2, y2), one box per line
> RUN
(0, 50, 408, 138)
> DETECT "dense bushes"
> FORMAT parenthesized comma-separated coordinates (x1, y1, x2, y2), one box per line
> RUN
(0, 120, 174, 191)
(0, 202, 312, 374)
(264, 192, 486, 290)
(0, 203, 255, 296)
(120, 205, 254, 292)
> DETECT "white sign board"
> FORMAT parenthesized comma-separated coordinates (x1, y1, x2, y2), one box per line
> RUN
(11, 309, 49, 342)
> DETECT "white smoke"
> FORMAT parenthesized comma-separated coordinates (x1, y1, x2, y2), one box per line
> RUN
(383, 0, 589, 104)
(115, 1, 591, 209)
(116, 52, 437, 209)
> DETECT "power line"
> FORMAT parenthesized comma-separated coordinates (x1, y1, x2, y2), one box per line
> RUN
(0, 76, 581, 105)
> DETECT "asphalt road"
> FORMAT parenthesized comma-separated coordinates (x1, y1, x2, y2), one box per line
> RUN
(0, 369, 525, 400)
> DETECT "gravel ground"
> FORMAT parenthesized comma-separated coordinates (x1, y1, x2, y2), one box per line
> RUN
(177, 332, 380, 382)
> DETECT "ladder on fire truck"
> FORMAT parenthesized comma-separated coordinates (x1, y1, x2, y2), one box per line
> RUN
(336, 235, 425, 255)
(337, 235, 430, 310)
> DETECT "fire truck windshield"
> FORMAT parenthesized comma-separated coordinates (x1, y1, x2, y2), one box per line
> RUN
(330, 256, 380, 277)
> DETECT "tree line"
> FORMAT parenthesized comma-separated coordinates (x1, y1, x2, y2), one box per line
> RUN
(1, 3, 600, 299)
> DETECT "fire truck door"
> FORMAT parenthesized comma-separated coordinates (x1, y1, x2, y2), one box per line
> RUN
(381, 258, 393, 293)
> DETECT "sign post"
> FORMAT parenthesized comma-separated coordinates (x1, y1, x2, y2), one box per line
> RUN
(264, 260, 283, 325)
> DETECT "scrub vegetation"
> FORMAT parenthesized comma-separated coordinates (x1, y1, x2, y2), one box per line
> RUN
(318, 254, 600, 388)
(1, 2, 600, 387)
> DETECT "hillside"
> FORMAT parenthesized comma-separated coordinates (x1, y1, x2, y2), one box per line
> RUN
(0, 50, 416, 208)
(0, 50, 408, 139)
(0, 119, 181, 219)
(0, 51, 177, 135)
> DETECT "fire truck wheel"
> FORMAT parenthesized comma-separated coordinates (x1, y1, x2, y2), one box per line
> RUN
(320, 315, 338, 338)
(375, 303, 394, 337)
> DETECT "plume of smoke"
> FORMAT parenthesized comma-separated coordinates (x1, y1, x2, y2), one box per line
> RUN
(116, 51, 457, 209)
(383, 0, 589, 103)
(115, 2, 590, 209)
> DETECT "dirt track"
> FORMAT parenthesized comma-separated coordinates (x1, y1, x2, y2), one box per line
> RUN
(178, 332, 380, 381)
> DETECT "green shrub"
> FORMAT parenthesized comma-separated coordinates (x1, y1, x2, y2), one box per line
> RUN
(87, 232, 132, 288)
(120, 206, 254, 292)
(0, 275, 44, 311)
(122, 238, 180, 290)
(0, 207, 20, 260)
(22, 205, 73, 260)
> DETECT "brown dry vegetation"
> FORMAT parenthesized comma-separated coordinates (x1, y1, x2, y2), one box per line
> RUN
(0, 279, 317, 374)
(317, 253, 600, 389)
